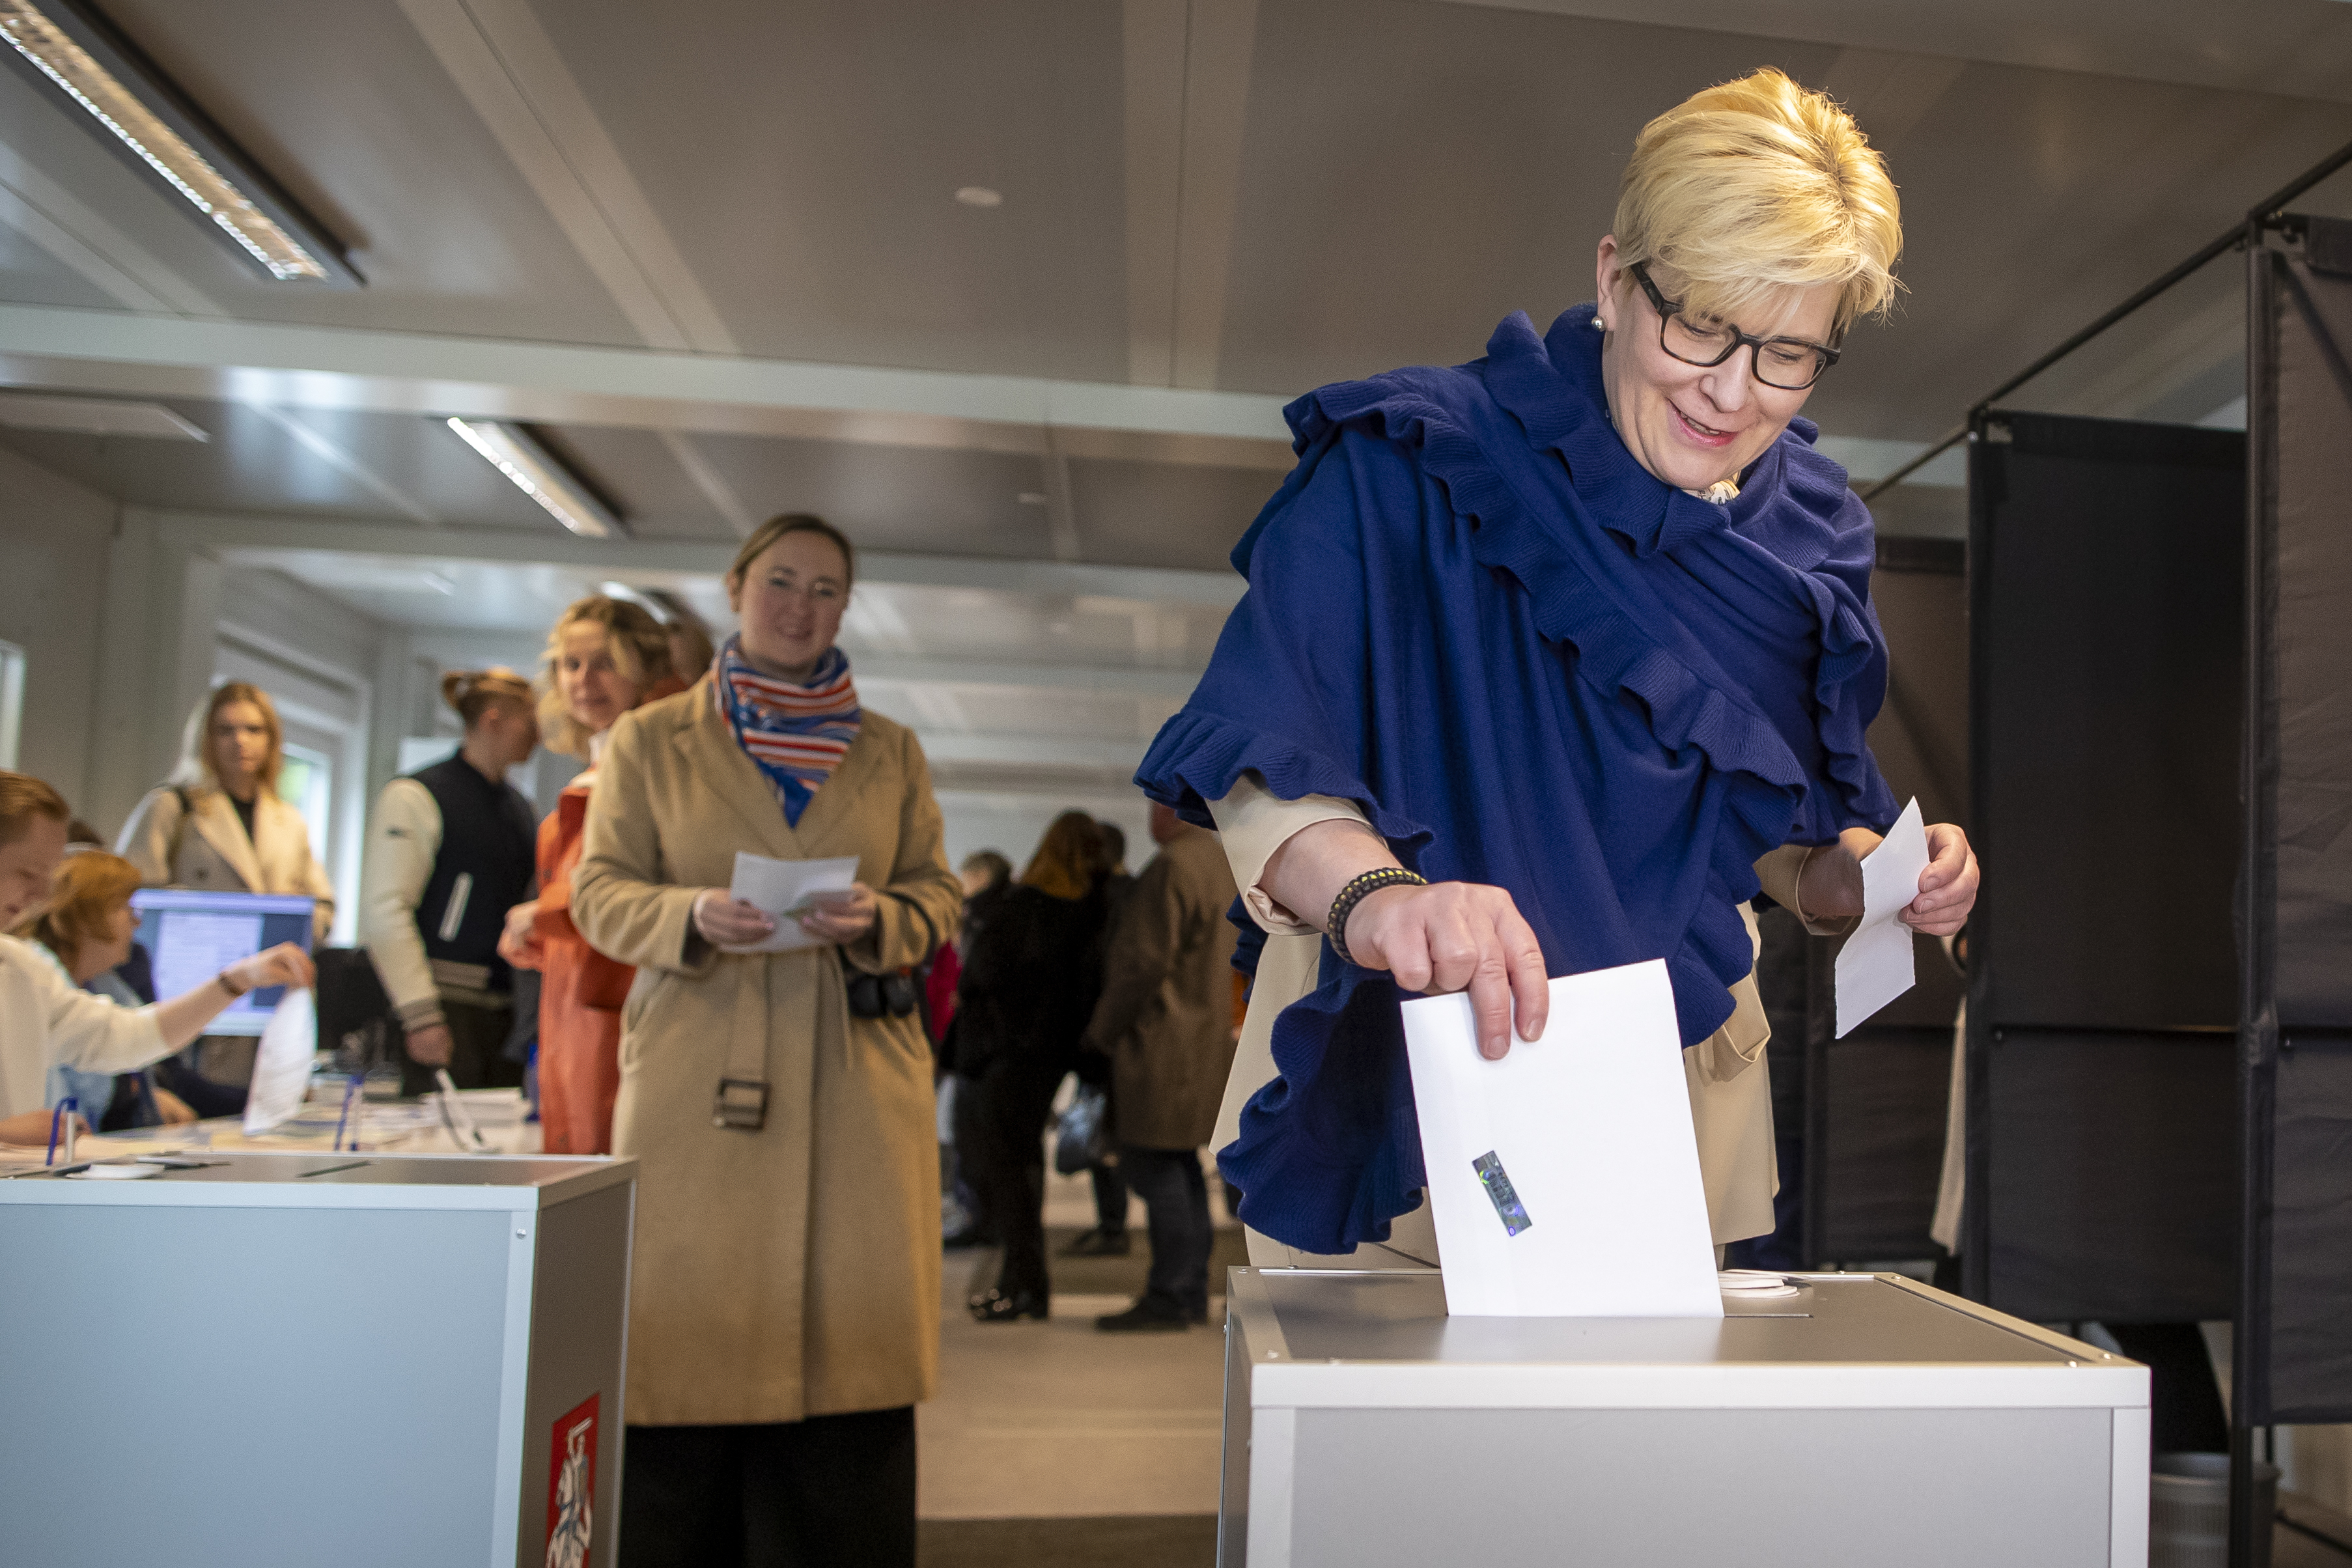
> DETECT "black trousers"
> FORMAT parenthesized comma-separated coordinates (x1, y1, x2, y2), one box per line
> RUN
(960, 1055, 1069, 1298)
(618, 1409, 916, 1568)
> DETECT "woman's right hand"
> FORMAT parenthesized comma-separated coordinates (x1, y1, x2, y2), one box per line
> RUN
(225, 942, 315, 995)
(1342, 882, 1550, 1061)
(692, 889, 776, 949)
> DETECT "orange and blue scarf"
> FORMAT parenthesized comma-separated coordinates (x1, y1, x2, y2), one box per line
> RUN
(714, 637, 861, 826)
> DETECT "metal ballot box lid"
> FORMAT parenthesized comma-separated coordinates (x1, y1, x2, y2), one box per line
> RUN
(1220, 1270, 2151, 1568)
(0, 1149, 636, 1211)
(1227, 1267, 2144, 1411)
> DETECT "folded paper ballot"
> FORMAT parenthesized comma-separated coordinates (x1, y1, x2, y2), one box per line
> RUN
(723, 852, 861, 954)
(1402, 959, 1722, 1318)
(1834, 797, 1931, 1038)
(241, 987, 315, 1136)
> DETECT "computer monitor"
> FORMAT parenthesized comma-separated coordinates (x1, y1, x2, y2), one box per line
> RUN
(129, 889, 316, 1037)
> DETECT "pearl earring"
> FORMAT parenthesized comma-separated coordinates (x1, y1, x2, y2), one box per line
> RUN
(1592, 315, 1607, 331)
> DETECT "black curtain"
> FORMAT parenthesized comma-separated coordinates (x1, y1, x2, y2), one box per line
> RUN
(1963, 409, 2243, 1322)
(2243, 216, 2352, 1425)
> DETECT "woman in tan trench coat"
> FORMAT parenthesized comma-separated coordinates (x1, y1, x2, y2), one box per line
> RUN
(571, 514, 961, 1568)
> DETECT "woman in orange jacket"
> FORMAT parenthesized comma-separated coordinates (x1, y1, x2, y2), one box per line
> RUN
(499, 595, 682, 1154)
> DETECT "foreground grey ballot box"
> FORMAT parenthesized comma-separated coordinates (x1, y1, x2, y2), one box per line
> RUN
(1219, 1268, 2149, 1568)
(0, 1151, 634, 1568)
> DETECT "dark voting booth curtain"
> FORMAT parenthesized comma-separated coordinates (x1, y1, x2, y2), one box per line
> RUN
(2243, 217, 2352, 1426)
(1780, 539, 1968, 1266)
(1963, 410, 2245, 1323)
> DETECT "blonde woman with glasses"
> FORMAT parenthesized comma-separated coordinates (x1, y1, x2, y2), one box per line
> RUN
(1137, 68, 1980, 1270)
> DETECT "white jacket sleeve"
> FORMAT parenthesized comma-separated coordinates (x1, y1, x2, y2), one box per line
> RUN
(360, 778, 443, 1031)
(0, 939, 167, 1120)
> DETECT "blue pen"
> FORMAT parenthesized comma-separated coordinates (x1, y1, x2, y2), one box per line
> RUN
(333, 1074, 363, 1151)
(44, 1096, 76, 1167)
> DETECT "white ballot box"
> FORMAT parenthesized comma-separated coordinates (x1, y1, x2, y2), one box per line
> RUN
(0, 1151, 634, 1568)
(1219, 1268, 2148, 1568)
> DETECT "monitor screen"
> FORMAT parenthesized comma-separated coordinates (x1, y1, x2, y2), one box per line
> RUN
(130, 889, 316, 1037)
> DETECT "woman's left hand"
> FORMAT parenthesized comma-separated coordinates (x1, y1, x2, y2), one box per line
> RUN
(1902, 823, 1978, 936)
(800, 882, 879, 944)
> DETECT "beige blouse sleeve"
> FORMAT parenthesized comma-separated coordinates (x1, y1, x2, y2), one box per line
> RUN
(1752, 843, 1859, 937)
(1205, 770, 1372, 934)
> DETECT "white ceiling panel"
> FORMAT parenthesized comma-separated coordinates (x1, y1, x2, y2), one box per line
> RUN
(529, 0, 1132, 379)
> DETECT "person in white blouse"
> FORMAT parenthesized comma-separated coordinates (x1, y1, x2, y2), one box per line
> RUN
(0, 771, 312, 1146)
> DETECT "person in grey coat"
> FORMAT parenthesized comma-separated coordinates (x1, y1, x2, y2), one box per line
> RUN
(1081, 802, 1239, 1331)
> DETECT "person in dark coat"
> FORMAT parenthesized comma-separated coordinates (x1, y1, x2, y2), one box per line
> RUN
(1061, 817, 1140, 1258)
(954, 811, 1112, 1322)
(1082, 803, 1240, 1331)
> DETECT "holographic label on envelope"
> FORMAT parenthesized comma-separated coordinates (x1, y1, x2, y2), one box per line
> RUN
(1471, 1150, 1532, 1237)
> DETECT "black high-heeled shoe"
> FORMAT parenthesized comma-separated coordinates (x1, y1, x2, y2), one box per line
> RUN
(967, 1287, 1048, 1323)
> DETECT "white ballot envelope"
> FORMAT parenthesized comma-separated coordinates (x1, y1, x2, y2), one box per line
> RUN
(1402, 959, 1722, 1318)
(1834, 796, 1931, 1038)
(724, 852, 861, 953)
(241, 987, 315, 1135)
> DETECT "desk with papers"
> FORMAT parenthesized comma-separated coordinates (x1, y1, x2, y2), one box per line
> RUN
(1217, 1268, 2149, 1568)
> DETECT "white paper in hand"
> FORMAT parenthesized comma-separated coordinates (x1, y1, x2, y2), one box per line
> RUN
(241, 987, 315, 1134)
(725, 852, 861, 953)
(1402, 959, 1722, 1319)
(1834, 796, 1930, 1038)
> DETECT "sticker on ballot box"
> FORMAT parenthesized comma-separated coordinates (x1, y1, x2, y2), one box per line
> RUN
(546, 1394, 598, 1568)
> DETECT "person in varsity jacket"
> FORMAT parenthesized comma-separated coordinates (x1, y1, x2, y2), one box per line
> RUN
(362, 668, 540, 1095)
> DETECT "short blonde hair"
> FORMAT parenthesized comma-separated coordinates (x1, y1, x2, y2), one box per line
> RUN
(536, 595, 676, 759)
(441, 668, 535, 729)
(175, 682, 285, 796)
(1614, 67, 1901, 343)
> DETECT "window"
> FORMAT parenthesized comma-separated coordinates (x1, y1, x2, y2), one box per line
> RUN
(0, 641, 21, 770)
(276, 741, 332, 866)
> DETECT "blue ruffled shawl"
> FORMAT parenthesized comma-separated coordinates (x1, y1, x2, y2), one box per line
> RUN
(1134, 305, 1897, 1255)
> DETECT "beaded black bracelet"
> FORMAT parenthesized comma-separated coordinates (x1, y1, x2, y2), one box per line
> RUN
(1326, 867, 1429, 966)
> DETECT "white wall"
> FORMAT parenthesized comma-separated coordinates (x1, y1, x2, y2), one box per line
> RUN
(0, 447, 119, 812)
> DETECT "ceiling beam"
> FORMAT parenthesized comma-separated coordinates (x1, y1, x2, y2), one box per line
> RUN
(159, 509, 1248, 608)
(0, 303, 1295, 461)
(397, 0, 736, 356)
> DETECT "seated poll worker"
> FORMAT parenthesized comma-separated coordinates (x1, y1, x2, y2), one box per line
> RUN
(19, 848, 198, 1130)
(0, 772, 313, 1147)
(570, 513, 962, 1568)
(1136, 68, 1979, 1266)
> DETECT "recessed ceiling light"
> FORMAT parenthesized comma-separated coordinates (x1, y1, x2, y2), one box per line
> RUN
(443, 417, 624, 539)
(0, 0, 357, 285)
(955, 186, 1002, 208)
(0, 391, 206, 440)
(598, 580, 669, 620)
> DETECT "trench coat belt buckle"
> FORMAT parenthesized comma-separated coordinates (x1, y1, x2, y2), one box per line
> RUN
(713, 1077, 769, 1131)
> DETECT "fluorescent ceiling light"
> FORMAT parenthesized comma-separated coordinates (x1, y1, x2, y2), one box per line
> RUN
(597, 580, 669, 620)
(445, 417, 623, 539)
(0, 391, 205, 439)
(0, 0, 357, 285)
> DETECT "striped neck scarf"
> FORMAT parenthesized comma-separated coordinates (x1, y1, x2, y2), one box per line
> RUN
(714, 637, 862, 828)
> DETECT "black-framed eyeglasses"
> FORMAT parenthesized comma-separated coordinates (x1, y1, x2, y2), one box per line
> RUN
(1627, 262, 1840, 391)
